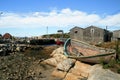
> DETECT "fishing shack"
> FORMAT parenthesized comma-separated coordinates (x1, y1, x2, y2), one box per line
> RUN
(70, 26, 112, 44)
(70, 26, 84, 41)
(113, 30, 120, 41)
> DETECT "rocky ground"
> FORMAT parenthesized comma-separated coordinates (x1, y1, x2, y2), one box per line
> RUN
(0, 45, 120, 80)
(43, 47, 120, 80)
(0, 45, 61, 80)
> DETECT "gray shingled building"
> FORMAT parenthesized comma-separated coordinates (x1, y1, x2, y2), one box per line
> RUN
(70, 26, 84, 41)
(70, 26, 112, 43)
(113, 30, 120, 40)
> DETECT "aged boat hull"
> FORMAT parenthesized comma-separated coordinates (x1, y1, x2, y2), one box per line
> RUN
(64, 38, 116, 63)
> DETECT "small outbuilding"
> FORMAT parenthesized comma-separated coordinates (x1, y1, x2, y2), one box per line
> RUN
(113, 30, 120, 41)
(2, 33, 12, 39)
(70, 26, 84, 41)
(70, 26, 112, 44)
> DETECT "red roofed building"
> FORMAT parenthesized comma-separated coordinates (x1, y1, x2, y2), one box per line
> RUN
(0, 34, 2, 39)
(3, 33, 12, 39)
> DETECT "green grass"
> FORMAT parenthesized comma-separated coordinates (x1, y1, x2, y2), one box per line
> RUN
(100, 40, 120, 73)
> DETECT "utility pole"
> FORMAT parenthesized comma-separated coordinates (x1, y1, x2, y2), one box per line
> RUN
(0, 12, 3, 25)
(106, 26, 108, 30)
(46, 26, 49, 39)
(0, 12, 3, 38)
(46, 26, 48, 34)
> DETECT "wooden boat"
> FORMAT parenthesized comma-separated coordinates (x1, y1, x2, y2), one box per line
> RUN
(64, 38, 116, 63)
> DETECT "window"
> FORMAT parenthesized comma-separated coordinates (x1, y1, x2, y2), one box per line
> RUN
(90, 28, 94, 34)
(75, 31, 78, 33)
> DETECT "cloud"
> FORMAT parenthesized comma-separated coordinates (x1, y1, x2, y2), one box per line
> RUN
(0, 8, 120, 30)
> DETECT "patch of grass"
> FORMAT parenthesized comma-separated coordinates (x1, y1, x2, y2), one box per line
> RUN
(102, 59, 116, 69)
(117, 69, 120, 73)
(100, 40, 120, 73)
(101, 58, 120, 74)
(115, 40, 120, 61)
(95, 41, 116, 48)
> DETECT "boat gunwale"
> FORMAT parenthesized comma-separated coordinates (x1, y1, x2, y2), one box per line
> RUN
(64, 38, 116, 59)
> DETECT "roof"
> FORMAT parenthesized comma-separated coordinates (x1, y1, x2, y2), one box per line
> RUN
(113, 30, 120, 32)
(57, 30, 63, 32)
(85, 25, 104, 30)
(70, 26, 84, 31)
(3, 33, 12, 39)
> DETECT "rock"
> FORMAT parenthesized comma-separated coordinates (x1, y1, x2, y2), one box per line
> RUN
(43, 47, 67, 66)
(43, 54, 67, 66)
(52, 69, 67, 79)
(69, 61, 91, 77)
(50, 47, 64, 57)
(43, 58, 58, 66)
(57, 58, 76, 72)
(64, 73, 83, 80)
(88, 64, 120, 80)
(16, 46, 21, 52)
(27, 61, 43, 77)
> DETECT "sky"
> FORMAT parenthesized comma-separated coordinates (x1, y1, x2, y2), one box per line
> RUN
(0, 0, 120, 37)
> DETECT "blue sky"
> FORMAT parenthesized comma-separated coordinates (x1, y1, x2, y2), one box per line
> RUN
(0, 0, 120, 37)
